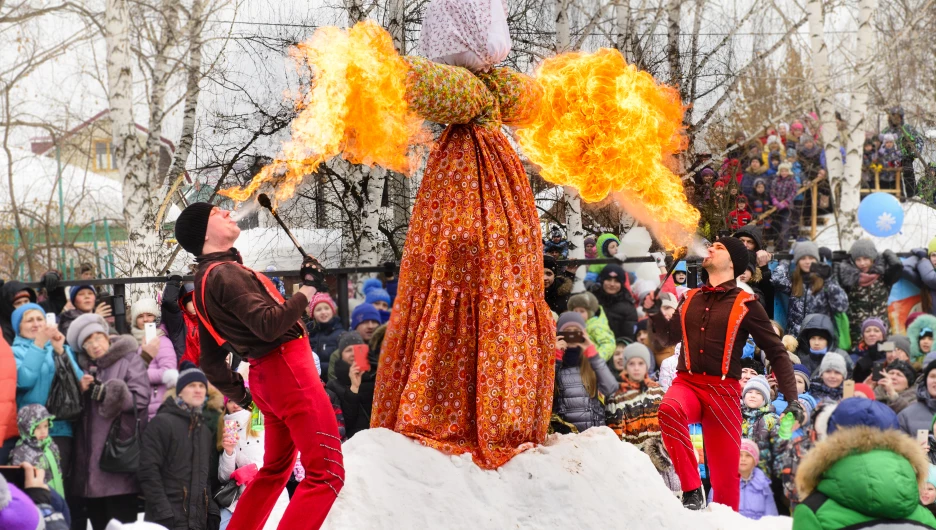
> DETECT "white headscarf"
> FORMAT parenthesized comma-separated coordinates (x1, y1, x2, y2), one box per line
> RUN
(420, 0, 511, 72)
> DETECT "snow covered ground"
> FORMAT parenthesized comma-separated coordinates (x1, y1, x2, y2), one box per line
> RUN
(322, 427, 791, 530)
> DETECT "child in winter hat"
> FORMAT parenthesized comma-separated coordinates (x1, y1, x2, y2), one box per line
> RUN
(742, 375, 772, 410)
(811, 352, 847, 402)
(728, 437, 779, 520)
(792, 364, 811, 395)
(362, 278, 391, 312)
(922, 465, 936, 516)
(740, 375, 781, 479)
(567, 292, 616, 360)
(9, 404, 63, 497)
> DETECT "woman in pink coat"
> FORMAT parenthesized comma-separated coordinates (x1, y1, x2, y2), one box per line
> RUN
(130, 298, 178, 419)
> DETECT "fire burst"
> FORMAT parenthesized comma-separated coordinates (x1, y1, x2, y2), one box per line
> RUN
(518, 48, 700, 247)
(220, 21, 431, 204)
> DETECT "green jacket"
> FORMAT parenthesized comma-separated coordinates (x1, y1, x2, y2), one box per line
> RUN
(793, 426, 936, 529)
(587, 233, 620, 275)
(587, 310, 616, 361)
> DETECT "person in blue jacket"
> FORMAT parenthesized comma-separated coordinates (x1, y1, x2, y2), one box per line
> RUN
(10, 303, 88, 486)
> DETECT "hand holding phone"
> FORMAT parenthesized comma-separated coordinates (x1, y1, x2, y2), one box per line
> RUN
(843, 380, 855, 398)
(144, 322, 157, 344)
(352, 344, 371, 372)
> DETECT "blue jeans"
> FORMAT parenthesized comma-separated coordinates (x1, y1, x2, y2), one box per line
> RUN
(220, 507, 233, 530)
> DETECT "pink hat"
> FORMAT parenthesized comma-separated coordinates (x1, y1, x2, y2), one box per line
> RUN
(740, 438, 760, 467)
(791, 122, 804, 131)
(309, 292, 337, 314)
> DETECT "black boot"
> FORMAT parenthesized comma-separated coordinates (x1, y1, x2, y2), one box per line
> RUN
(682, 486, 706, 510)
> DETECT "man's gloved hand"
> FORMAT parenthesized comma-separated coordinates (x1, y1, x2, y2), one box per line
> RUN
(40, 270, 60, 293)
(913, 248, 929, 259)
(300, 256, 327, 290)
(238, 389, 253, 411)
(167, 274, 183, 286)
(784, 398, 806, 425)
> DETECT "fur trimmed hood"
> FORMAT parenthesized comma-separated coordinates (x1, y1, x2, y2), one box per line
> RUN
(796, 426, 929, 517)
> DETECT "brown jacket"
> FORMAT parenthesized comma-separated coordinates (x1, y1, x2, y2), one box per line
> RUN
(194, 249, 308, 404)
(650, 280, 798, 400)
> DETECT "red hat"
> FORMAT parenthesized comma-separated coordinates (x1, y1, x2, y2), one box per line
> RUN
(853, 383, 875, 399)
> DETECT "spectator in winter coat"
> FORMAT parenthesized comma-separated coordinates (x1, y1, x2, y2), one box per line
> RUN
(0, 336, 15, 465)
(794, 398, 936, 529)
(769, 163, 799, 251)
(139, 362, 214, 530)
(741, 376, 782, 479)
(734, 223, 776, 318)
(588, 264, 638, 341)
(544, 255, 573, 316)
(873, 360, 917, 414)
(9, 405, 63, 497)
(567, 292, 615, 361)
(741, 158, 768, 198)
(728, 195, 753, 231)
(10, 303, 86, 480)
(922, 465, 936, 517)
(160, 276, 189, 362)
(850, 317, 887, 367)
(908, 313, 936, 367)
(855, 333, 911, 383)
(0, 281, 37, 344)
(362, 278, 392, 323)
(772, 241, 849, 337)
(809, 353, 848, 403)
(836, 239, 902, 347)
(306, 292, 344, 381)
(553, 312, 618, 433)
(777, 396, 817, 509)
(129, 299, 179, 420)
(58, 285, 114, 338)
(328, 303, 380, 382)
(326, 331, 375, 439)
(903, 238, 936, 314)
(217, 397, 290, 529)
(898, 360, 936, 436)
(795, 313, 854, 379)
(605, 343, 679, 493)
(66, 313, 149, 530)
(586, 233, 621, 277)
(708, 438, 778, 520)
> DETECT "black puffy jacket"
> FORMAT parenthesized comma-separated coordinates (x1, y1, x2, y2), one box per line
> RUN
(589, 284, 638, 341)
(307, 316, 345, 379)
(139, 398, 214, 530)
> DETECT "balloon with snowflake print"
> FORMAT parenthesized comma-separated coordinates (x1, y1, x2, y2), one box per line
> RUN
(858, 192, 904, 237)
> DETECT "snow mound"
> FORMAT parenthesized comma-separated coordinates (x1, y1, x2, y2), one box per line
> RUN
(323, 427, 791, 530)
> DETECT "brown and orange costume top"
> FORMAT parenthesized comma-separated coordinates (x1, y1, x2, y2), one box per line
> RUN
(192, 249, 308, 404)
(650, 280, 798, 399)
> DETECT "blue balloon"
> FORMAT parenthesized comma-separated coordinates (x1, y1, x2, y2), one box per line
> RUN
(857, 192, 904, 237)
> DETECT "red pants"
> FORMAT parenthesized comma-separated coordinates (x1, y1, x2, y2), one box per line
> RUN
(229, 339, 344, 530)
(658, 372, 742, 511)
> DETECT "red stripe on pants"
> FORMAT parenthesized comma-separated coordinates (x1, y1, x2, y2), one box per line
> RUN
(228, 339, 344, 530)
(658, 372, 742, 511)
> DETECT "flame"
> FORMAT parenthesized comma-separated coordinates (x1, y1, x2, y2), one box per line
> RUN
(517, 48, 700, 247)
(220, 21, 431, 203)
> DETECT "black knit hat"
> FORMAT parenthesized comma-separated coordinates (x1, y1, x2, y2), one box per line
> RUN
(177, 361, 208, 393)
(543, 255, 560, 275)
(716, 237, 749, 277)
(886, 360, 916, 386)
(174, 202, 215, 256)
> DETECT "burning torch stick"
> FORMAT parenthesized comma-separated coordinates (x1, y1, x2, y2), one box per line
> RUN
(257, 193, 327, 290)
(257, 193, 309, 260)
(652, 246, 689, 299)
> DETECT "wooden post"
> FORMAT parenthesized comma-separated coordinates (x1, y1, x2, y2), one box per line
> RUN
(896, 167, 902, 198)
(874, 166, 881, 192)
(811, 181, 819, 239)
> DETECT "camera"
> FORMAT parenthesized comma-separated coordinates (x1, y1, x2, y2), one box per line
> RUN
(558, 328, 584, 344)
(88, 366, 105, 401)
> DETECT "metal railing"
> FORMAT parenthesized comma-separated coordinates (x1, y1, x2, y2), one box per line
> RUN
(21, 257, 656, 333)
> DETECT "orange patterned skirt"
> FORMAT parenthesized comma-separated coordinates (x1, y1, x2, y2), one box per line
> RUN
(371, 123, 556, 469)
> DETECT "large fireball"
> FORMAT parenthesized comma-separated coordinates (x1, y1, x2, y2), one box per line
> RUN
(518, 49, 699, 247)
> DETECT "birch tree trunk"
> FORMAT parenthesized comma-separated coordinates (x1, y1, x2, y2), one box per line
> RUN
(107, 0, 165, 277)
(357, 166, 386, 267)
(553, 0, 585, 291)
(667, 0, 682, 87)
(808, 0, 844, 235)
(840, 0, 877, 247)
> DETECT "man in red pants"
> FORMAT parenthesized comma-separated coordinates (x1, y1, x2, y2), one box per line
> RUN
(174, 203, 343, 529)
(648, 237, 802, 511)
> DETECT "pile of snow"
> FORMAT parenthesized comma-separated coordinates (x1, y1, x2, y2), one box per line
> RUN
(323, 427, 791, 530)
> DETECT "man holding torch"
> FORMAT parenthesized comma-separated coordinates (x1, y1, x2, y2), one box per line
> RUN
(174, 202, 343, 530)
(647, 237, 803, 512)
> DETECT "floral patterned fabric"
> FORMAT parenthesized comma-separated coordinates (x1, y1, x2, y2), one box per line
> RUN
(371, 58, 554, 470)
